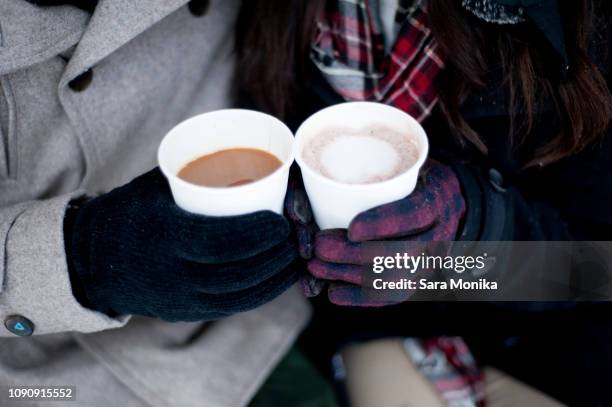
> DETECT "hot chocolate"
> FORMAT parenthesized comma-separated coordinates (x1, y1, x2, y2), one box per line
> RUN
(178, 148, 282, 188)
(302, 124, 419, 184)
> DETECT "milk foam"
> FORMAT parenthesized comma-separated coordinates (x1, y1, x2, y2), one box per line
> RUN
(302, 125, 419, 184)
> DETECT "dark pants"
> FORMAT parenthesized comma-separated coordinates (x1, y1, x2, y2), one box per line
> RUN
(299, 299, 612, 406)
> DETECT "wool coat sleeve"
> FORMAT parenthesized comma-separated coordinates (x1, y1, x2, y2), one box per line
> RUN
(452, 132, 612, 242)
(0, 195, 129, 337)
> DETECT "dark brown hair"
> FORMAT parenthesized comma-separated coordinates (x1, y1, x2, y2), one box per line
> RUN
(235, 0, 323, 119)
(236, 0, 612, 166)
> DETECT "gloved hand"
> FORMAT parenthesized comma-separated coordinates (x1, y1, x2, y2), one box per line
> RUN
(64, 168, 299, 322)
(306, 160, 466, 306)
(284, 165, 324, 296)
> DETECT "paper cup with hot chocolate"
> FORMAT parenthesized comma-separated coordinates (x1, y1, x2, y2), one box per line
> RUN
(295, 102, 429, 230)
(158, 109, 294, 216)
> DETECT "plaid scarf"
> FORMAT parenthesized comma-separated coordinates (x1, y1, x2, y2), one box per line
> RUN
(404, 337, 486, 406)
(311, 0, 444, 122)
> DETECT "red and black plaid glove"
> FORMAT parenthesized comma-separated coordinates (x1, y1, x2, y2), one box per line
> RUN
(306, 160, 466, 306)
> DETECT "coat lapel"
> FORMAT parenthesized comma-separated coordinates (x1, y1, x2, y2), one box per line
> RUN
(62, 0, 189, 84)
(0, 1, 89, 75)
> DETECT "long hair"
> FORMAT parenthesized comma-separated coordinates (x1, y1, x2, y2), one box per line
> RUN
(235, 0, 612, 167)
(235, 0, 323, 119)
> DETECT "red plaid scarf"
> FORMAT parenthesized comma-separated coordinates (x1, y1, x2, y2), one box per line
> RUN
(311, 0, 444, 122)
(404, 337, 486, 406)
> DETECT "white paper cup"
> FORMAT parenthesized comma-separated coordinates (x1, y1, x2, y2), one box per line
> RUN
(295, 102, 429, 230)
(158, 109, 294, 216)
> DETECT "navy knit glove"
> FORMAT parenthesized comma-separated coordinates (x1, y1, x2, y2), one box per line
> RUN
(64, 168, 299, 322)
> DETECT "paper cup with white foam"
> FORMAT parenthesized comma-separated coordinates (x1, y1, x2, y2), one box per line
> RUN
(295, 102, 429, 230)
(158, 109, 294, 216)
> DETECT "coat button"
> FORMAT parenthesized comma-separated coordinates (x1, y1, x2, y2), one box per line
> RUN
(68, 69, 93, 92)
(4, 315, 35, 337)
(322, 54, 334, 67)
(488, 168, 507, 193)
(188, 0, 210, 17)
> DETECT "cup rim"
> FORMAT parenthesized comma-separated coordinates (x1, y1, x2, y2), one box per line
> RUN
(158, 109, 295, 194)
(294, 101, 429, 191)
